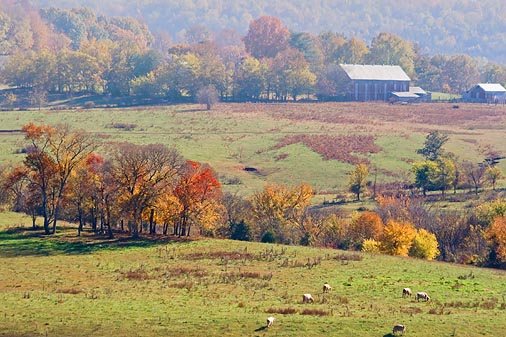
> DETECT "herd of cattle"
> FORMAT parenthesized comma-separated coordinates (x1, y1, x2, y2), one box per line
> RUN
(265, 284, 430, 335)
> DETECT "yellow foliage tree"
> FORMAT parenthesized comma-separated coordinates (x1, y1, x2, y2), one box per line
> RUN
(250, 183, 313, 244)
(362, 239, 380, 253)
(379, 220, 416, 256)
(409, 228, 440, 260)
(348, 163, 368, 201)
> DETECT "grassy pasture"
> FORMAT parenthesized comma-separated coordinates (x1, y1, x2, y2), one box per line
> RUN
(0, 102, 506, 197)
(1, 214, 506, 337)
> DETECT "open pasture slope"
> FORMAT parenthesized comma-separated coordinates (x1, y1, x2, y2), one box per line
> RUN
(1, 102, 506, 195)
(1, 216, 506, 336)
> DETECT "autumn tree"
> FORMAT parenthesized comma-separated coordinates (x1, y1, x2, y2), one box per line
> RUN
(173, 160, 222, 237)
(475, 199, 506, 227)
(367, 32, 415, 77)
(250, 183, 313, 244)
(110, 143, 184, 238)
(462, 160, 486, 195)
(289, 32, 324, 74)
(243, 16, 290, 59)
(17, 123, 98, 234)
(348, 211, 383, 250)
(269, 48, 316, 100)
(485, 165, 503, 190)
(486, 216, 506, 265)
(196, 85, 219, 110)
(233, 56, 267, 101)
(411, 160, 438, 196)
(379, 220, 416, 256)
(2, 165, 40, 228)
(318, 31, 346, 65)
(409, 228, 440, 260)
(348, 164, 368, 201)
(222, 192, 252, 240)
(65, 153, 105, 236)
(444, 54, 480, 94)
(336, 37, 369, 64)
(433, 158, 456, 198)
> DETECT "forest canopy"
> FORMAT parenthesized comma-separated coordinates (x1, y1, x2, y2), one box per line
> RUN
(31, 0, 506, 63)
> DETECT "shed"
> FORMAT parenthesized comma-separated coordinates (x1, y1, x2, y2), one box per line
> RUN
(465, 83, 506, 103)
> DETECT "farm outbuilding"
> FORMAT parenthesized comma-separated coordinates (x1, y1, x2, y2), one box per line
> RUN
(464, 83, 506, 103)
(339, 64, 411, 101)
(390, 86, 431, 103)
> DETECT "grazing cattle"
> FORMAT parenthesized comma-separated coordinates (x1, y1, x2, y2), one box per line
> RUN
(266, 316, 275, 328)
(302, 293, 315, 303)
(402, 288, 412, 298)
(416, 291, 430, 302)
(323, 283, 332, 293)
(392, 324, 406, 335)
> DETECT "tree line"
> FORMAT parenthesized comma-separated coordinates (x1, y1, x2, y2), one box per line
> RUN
(24, 0, 506, 64)
(3, 4, 506, 105)
(2, 124, 506, 269)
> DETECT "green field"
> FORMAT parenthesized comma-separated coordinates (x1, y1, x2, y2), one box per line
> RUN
(1, 214, 506, 337)
(1, 102, 505, 198)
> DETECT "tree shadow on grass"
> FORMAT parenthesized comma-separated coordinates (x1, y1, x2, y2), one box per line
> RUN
(0, 226, 191, 257)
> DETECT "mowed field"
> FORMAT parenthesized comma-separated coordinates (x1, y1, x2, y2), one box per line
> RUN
(1, 102, 506, 196)
(1, 213, 506, 337)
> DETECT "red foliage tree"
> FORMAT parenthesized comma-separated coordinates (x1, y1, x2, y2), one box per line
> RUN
(243, 16, 290, 59)
(173, 160, 222, 236)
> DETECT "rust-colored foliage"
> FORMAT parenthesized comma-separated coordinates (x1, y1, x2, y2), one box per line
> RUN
(173, 160, 222, 236)
(486, 216, 506, 262)
(272, 134, 381, 165)
(349, 211, 383, 248)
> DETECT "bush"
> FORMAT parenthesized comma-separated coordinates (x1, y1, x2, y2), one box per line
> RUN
(230, 220, 251, 241)
(83, 101, 96, 109)
(261, 230, 276, 243)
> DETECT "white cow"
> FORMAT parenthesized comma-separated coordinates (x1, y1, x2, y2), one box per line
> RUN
(266, 316, 275, 328)
(416, 291, 430, 302)
(302, 293, 315, 303)
(393, 324, 406, 335)
(323, 283, 332, 293)
(402, 287, 412, 298)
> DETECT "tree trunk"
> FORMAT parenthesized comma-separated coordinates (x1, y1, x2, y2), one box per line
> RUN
(77, 202, 84, 237)
(149, 208, 155, 234)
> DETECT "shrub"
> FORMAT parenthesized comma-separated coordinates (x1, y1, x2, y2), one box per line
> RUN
(361, 239, 380, 253)
(261, 230, 276, 243)
(83, 101, 96, 109)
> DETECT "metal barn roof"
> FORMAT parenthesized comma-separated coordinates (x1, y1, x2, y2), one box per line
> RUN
(340, 64, 411, 81)
(476, 83, 506, 92)
(391, 92, 419, 98)
(409, 86, 427, 95)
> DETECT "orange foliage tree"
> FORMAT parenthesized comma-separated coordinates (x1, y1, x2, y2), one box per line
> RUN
(348, 211, 383, 250)
(173, 160, 222, 237)
(110, 143, 184, 238)
(18, 123, 97, 234)
(65, 153, 104, 236)
(486, 216, 506, 263)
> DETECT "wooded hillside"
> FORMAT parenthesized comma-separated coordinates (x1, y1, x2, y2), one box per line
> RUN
(33, 0, 506, 63)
